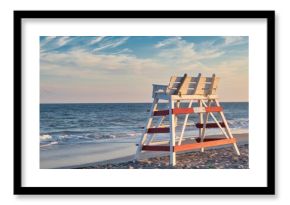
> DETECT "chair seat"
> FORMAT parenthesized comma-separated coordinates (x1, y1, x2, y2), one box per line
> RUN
(152, 74, 220, 100)
(154, 92, 218, 100)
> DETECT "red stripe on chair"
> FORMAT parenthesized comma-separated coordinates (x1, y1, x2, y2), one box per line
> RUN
(153, 110, 169, 116)
(152, 106, 223, 116)
(205, 106, 223, 112)
(195, 137, 227, 143)
(142, 145, 170, 151)
(142, 138, 237, 152)
(174, 138, 236, 152)
(172, 108, 194, 115)
(196, 122, 225, 128)
(147, 127, 170, 133)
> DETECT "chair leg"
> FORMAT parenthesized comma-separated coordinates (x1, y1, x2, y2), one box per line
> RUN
(135, 97, 159, 161)
(169, 97, 176, 166)
(214, 99, 240, 155)
(200, 100, 211, 152)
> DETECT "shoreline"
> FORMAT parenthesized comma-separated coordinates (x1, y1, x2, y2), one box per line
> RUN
(51, 133, 248, 169)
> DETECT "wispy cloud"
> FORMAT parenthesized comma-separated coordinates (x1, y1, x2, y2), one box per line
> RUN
(40, 36, 57, 46)
(57, 36, 72, 47)
(93, 37, 130, 52)
(223, 36, 247, 46)
(111, 48, 132, 55)
(155, 37, 224, 67)
(89, 36, 105, 45)
(40, 36, 129, 54)
(154, 37, 183, 48)
(40, 36, 75, 53)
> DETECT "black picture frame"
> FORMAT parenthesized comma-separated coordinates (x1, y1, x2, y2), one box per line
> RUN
(14, 10, 275, 195)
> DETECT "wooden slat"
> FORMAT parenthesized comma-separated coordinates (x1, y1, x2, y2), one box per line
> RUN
(175, 75, 192, 95)
(169, 82, 219, 95)
(154, 108, 193, 116)
(147, 127, 170, 133)
(172, 108, 194, 115)
(153, 106, 223, 116)
(194, 77, 207, 95)
(210, 76, 219, 95)
(141, 138, 237, 152)
(173, 106, 222, 114)
(174, 138, 237, 152)
(173, 73, 187, 94)
(168, 89, 195, 95)
(170, 76, 213, 83)
(195, 137, 227, 142)
(142, 145, 170, 151)
(155, 93, 220, 100)
(153, 110, 169, 116)
(196, 122, 226, 128)
(167, 76, 220, 96)
(170, 82, 196, 89)
(173, 107, 195, 115)
(171, 94, 218, 100)
(205, 106, 223, 112)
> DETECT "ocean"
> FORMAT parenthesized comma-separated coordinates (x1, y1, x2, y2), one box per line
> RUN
(40, 102, 248, 148)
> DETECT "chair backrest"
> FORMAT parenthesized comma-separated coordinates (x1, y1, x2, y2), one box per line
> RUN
(167, 73, 220, 96)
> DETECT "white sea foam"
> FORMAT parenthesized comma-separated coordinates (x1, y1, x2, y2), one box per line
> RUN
(40, 134, 53, 141)
(40, 141, 58, 147)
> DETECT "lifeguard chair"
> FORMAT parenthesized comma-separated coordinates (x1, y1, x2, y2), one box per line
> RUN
(135, 73, 240, 166)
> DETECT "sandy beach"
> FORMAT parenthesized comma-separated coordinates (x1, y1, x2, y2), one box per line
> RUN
(78, 144, 248, 169)
(41, 133, 248, 169)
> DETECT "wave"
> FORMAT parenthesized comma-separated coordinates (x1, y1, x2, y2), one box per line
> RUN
(41, 130, 91, 136)
(40, 134, 53, 141)
(40, 118, 248, 148)
(39, 132, 139, 147)
(40, 141, 58, 147)
(227, 118, 249, 129)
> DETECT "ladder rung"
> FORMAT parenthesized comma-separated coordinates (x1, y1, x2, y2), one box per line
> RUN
(196, 122, 225, 128)
(173, 106, 223, 114)
(195, 137, 227, 142)
(141, 122, 224, 129)
(205, 106, 223, 112)
(172, 108, 193, 114)
(147, 127, 170, 133)
(174, 138, 237, 152)
(152, 106, 223, 116)
(142, 145, 170, 151)
(141, 138, 237, 152)
(153, 110, 169, 116)
(176, 123, 196, 126)
(141, 124, 195, 129)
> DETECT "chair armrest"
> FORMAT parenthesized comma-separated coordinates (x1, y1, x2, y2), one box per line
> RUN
(152, 84, 168, 97)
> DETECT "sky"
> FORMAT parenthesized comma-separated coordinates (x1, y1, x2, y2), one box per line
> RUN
(40, 36, 248, 103)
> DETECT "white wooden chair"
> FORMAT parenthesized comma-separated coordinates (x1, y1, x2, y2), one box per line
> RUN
(135, 73, 240, 166)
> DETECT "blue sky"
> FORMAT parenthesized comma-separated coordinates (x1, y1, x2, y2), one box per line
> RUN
(40, 36, 248, 103)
